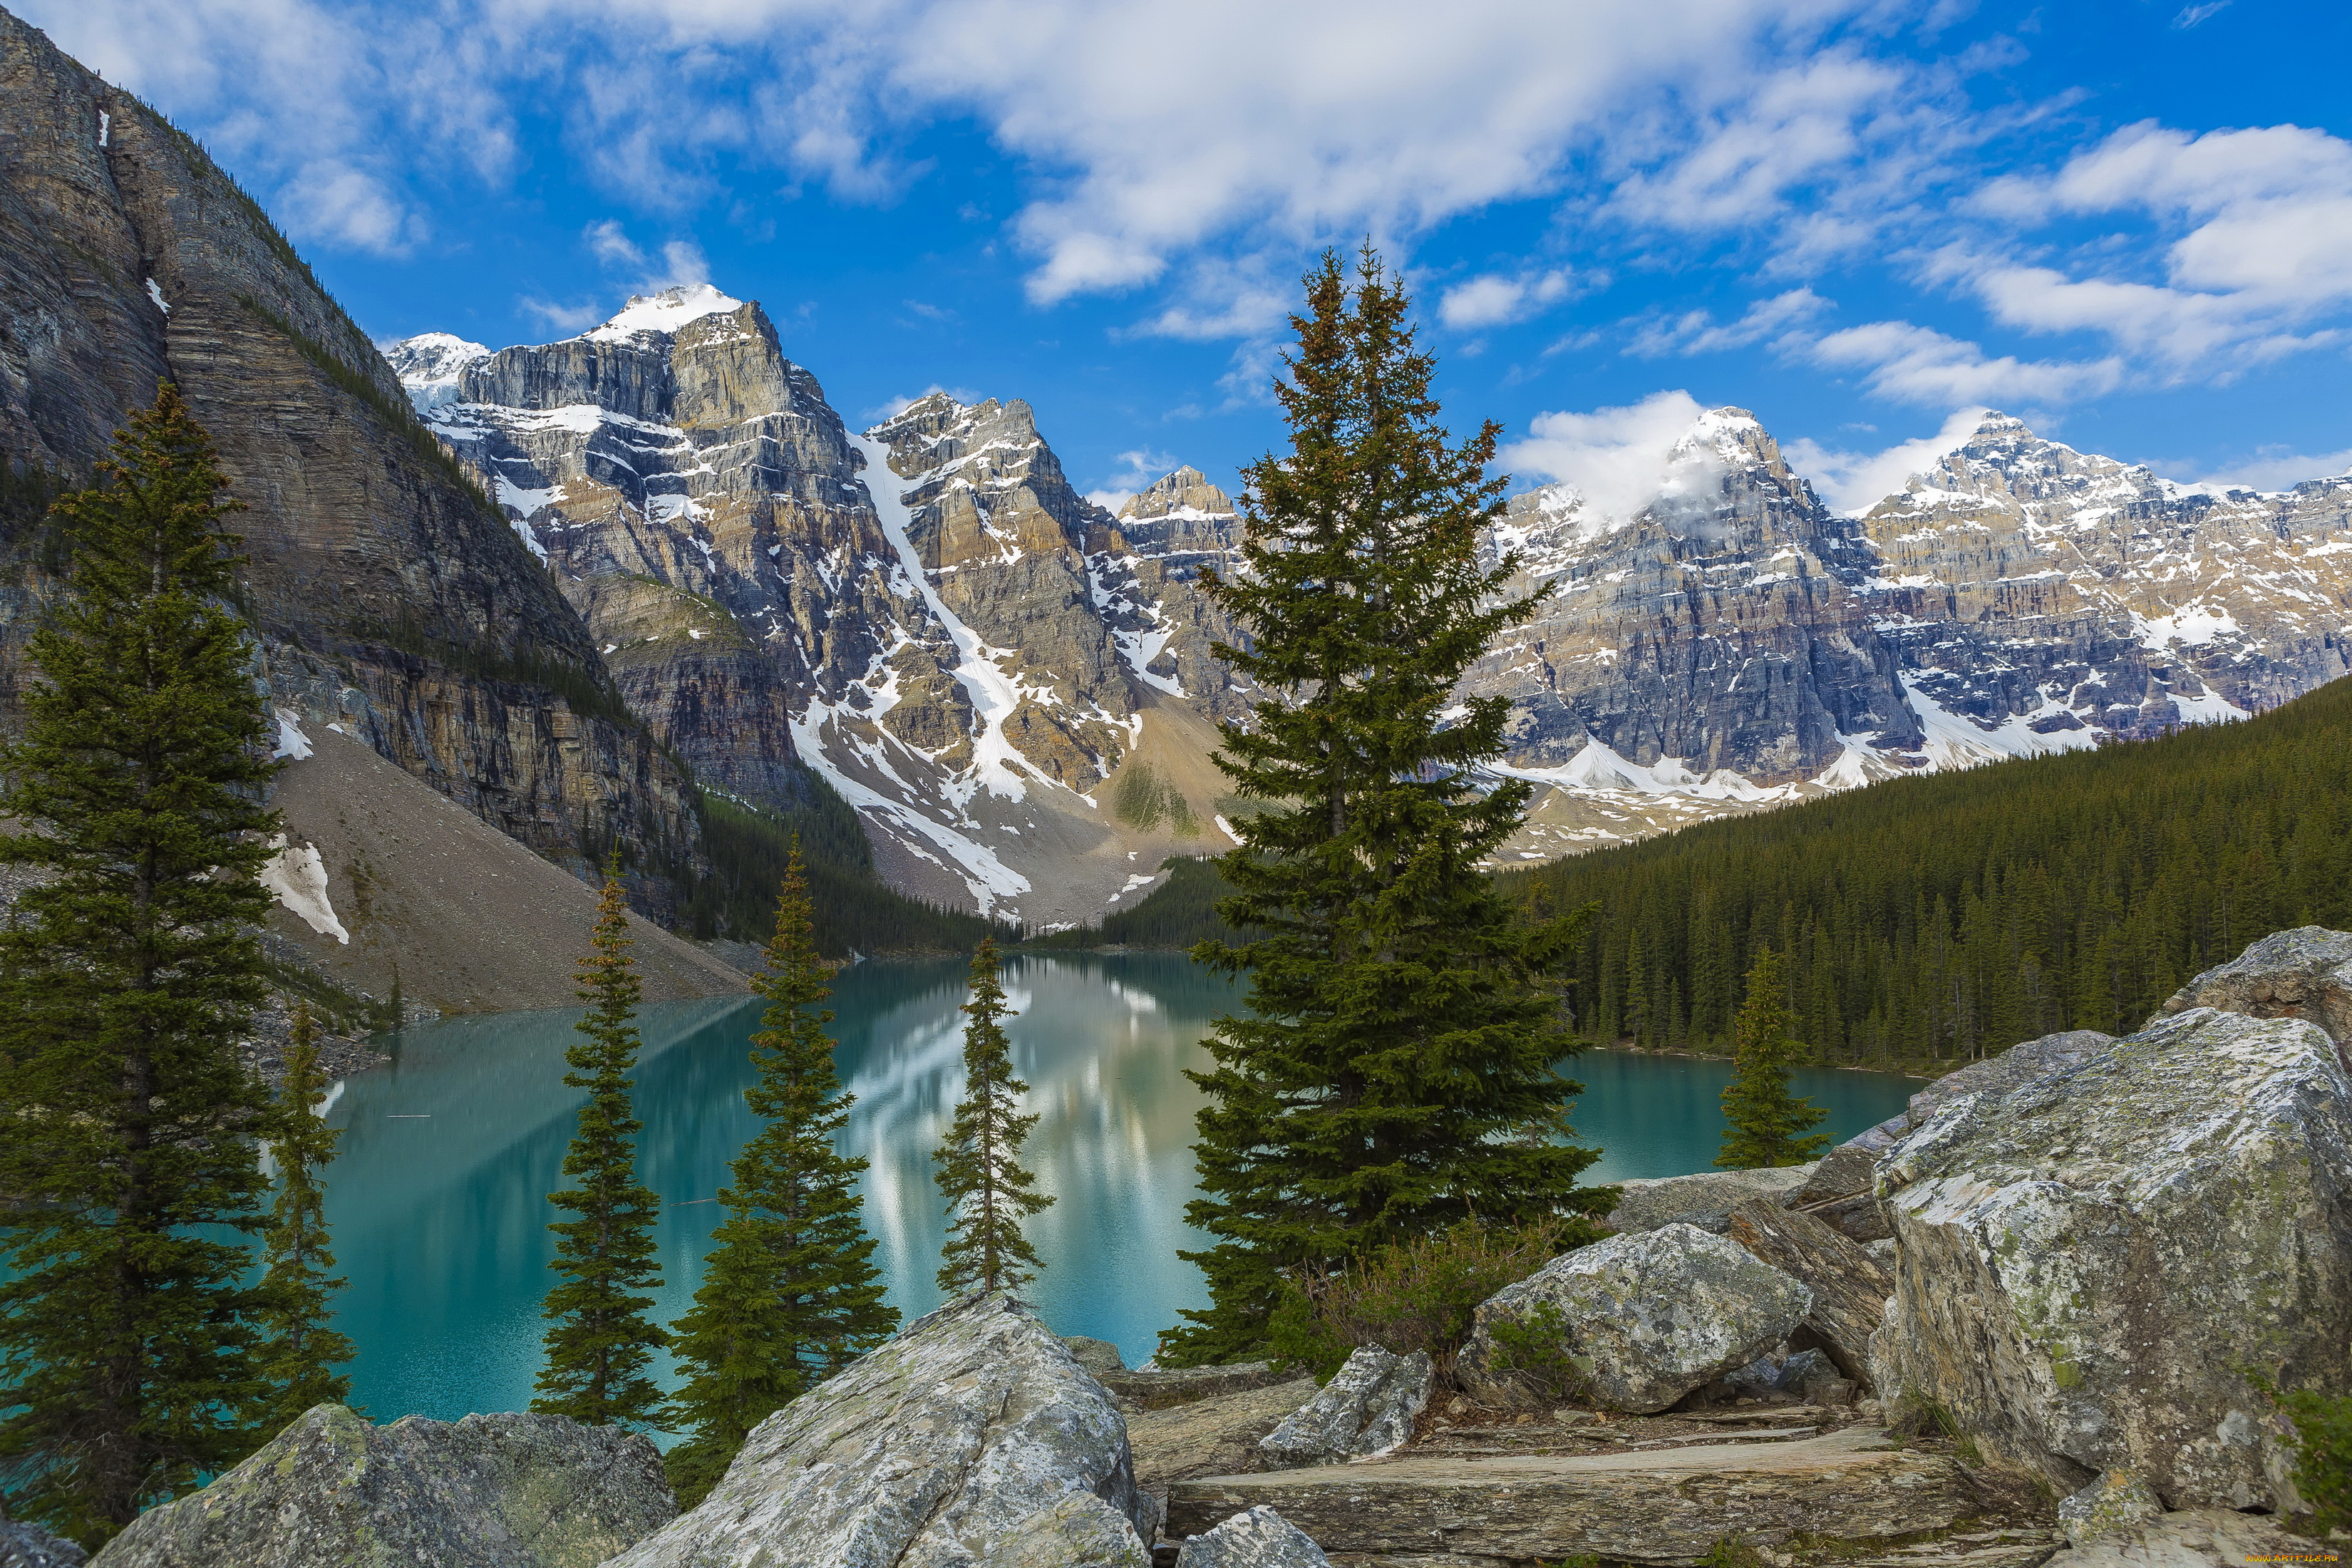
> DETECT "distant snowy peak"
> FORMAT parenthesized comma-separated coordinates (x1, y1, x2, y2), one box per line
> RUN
(1119, 464, 1234, 524)
(383, 331, 489, 411)
(584, 282, 746, 344)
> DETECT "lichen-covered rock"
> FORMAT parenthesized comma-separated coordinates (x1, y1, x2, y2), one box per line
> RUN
(2155, 924, 2352, 1067)
(1786, 1143, 1892, 1241)
(0, 1502, 86, 1568)
(1457, 1223, 1812, 1413)
(2056, 1470, 2163, 1547)
(1723, 1197, 1892, 1389)
(606, 1292, 1153, 1568)
(971, 1492, 1150, 1568)
(1102, 1363, 1281, 1411)
(1845, 1030, 2114, 1153)
(1258, 1348, 1432, 1466)
(1601, 1164, 1816, 1234)
(1173, 1506, 1330, 1568)
(1062, 1337, 1128, 1377)
(2040, 1507, 2313, 1568)
(86, 1403, 672, 1568)
(1872, 1005, 2352, 1509)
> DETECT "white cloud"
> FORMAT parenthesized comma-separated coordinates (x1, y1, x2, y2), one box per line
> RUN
(584, 218, 646, 269)
(1783, 406, 1989, 514)
(274, 160, 424, 255)
(1628, 287, 1830, 357)
(1809, 319, 2123, 406)
(516, 295, 607, 334)
(1438, 269, 1576, 329)
(2160, 445, 2352, 493)
(2172, 1, 2230, 26)
(1085, 446, 1182, 512)
(1500, 390, 1721, 524)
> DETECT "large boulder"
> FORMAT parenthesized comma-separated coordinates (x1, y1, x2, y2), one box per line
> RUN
(1456, 1223, 1812, 1413)
(1173, 1506, 1329, 1568)
(87, 1404, 672, 1568)
(1722, 1197, 1892, 1390)
(1872, 1005, 2352, 1509)
(1845, 1030, 2115, 1154)
(1102, 1363, 1283, 1411)
(1, 1500, 86, 1568)
(971, 1492, 1150, 1568)
(1061, 1338, 1128, 1377)
(2154, 925, 2352, 1068)
(607, 1292, 1154, 1568)
(1257, 1348, 1431, 1466)
(1785, 1143, 1891, 1242)
(1602, 1164, 1815, 1235)
(2039, 1508, 2315, 1568)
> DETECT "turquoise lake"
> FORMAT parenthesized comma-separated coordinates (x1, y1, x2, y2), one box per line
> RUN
(319, 952, 1922, 1428)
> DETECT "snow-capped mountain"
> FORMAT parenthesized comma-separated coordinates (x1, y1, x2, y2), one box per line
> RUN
(388, 290, 1247, 923)
(1465, 407, 2352, 860)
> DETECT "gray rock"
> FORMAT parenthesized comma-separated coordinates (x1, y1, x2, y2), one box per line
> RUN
(87, 1403, 672, 1568)
(1062, 1336, 1128, 1376)
(1174, 1506, 1330, 1568)
(2155, 924, 2352, 1066)
(1724, 1346, 1849, 1408)
(1103, 1362, 1281, 1411)
(1601, 1163, 1817, 1234)
(1259, 1347, 1433, 1466)
(607, 1291, 1152, 1568)
(2041, 1507, 2313, 1568)
(1457, 1222, 1812, 1413)
(2057, 1471, 2164, 1548)
(0, 1503, 86, 1568)
(1845, 1030, 2115, 1152)
(972, 1492, 1150, 1568)
(1872, 1004, 2352, 1510)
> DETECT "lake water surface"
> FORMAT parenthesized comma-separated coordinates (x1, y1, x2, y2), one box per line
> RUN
(321, 952, 1919, 1427)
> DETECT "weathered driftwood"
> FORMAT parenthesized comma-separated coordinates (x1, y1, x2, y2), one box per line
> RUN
(1165, 1428, 1984, 1567)
(1723, 1197, 1893, 1389)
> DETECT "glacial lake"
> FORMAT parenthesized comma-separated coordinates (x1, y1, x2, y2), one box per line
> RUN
(319, 952, 1922, 1428)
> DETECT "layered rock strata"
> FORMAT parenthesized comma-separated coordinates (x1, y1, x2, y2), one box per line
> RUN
(398, 311, 1247, 922)
(0, 9, 703, 894)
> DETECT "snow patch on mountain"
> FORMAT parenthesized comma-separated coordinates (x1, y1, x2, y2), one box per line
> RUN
(383, 332, 488, 411)
(587, 283, 743, 342)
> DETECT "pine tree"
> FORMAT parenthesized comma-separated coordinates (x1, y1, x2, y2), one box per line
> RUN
(666, 842, 898, 1507)
(0, 385, 283, 1545)
(933, 939, 1052, 1295)
(1165, 249, 1609, 1366)
(247, 1002, 357, 1438)
(1715, 949, 1831, 1170)
(533, 867, 669, 1429)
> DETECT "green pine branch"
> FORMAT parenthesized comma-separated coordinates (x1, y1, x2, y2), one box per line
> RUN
(666, 839, 898, 1507)
(533, 866, 669, 1431)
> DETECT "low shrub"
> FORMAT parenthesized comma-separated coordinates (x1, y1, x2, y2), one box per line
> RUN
(1264, 1216, 1601, 1385)
(2263, 1381, 2352, 1536)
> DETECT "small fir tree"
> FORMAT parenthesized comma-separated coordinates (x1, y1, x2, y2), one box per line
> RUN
(533, 866, 669, 1429)
(1715, 949, 1832, 1169)
(933, 939, 1052, 1295)
(666, 842, 898, 1507)
(247, 1001, 358, 1437)
(0, 385, 282, 1545)
(1165, 249, 1609, 1366)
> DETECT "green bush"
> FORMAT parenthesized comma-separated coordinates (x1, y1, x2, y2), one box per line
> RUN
(1484, 1300, 1584, 1403)
(2268, 1383, 2352, 1536)
(1264, 1217, 1600, 1386)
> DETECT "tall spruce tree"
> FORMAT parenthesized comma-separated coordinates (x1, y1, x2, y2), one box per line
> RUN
(932, 939, 1052, 1295)
(1715, 949, 1831, 1169)
(533, 867, 669, 1429)
(1165, 248, 1610, 1366)
(666, 842, 897, 1507)
(247, 1001, 357, 1438)
(0, 386, 283, 1545)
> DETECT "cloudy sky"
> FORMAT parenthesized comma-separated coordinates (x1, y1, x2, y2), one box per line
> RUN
(26, 0, 2352, 512)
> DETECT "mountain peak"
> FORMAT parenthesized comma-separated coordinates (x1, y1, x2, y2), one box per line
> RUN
(1120, 465, 1234, 522)
(383, 332, 490, 411)
(584, 283, 745, 344)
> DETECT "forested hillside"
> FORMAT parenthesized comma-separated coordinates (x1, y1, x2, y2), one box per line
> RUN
(1507, 677, 2352, 1066)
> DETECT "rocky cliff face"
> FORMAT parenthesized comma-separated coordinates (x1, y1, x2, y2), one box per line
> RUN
(0, 7, 703, 901)
(396, 306, 1247, 923)
(1463, 408, 2352, 860)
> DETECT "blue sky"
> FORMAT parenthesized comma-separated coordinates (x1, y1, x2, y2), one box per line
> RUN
(30, 0, 2352, 513)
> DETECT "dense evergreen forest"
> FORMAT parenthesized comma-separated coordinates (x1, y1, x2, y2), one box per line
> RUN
(1506, 676, 2352, 1066)
(681, 788, 1011, 958)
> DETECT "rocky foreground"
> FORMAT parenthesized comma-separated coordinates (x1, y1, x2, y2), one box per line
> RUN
(75, 928, 2352, 1568)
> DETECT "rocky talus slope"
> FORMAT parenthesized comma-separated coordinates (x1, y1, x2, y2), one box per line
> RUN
(0, 6, 707, 909)
(1464, 408, 2352, 860)
(393, 305, 1247, 924)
